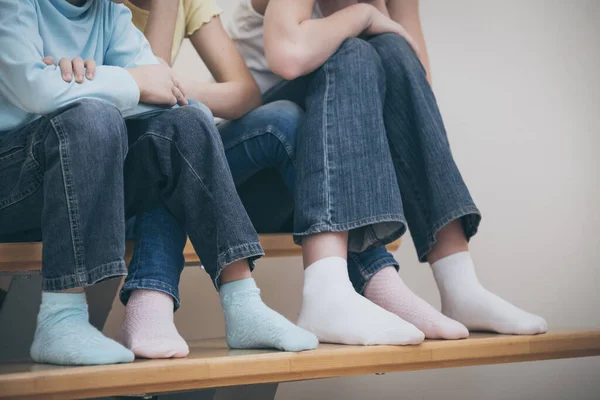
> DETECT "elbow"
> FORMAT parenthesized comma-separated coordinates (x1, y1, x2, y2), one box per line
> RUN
(22, 93, 60, 116)
(226, 83, 263, 120)
(266, 42, 310, 81)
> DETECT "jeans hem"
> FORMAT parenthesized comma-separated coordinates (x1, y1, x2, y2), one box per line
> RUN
(214, 242, 264, 290)
(350, 253, 399, 295)
(293, 214, 406, 249)
(416, 205, 482, 262)
(119, 279, 181, 311)
(42, 260, 126, 292)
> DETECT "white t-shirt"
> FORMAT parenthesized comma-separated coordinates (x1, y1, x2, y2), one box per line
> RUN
(225, 0, 321, 94)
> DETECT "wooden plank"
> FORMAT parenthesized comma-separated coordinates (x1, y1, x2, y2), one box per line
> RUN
(0, 236, 403, 272)
(0, 330, 598, 400)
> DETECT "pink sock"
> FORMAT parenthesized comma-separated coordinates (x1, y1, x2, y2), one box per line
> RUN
(118, 290, 189, 358)
(364, 267, 469, 340)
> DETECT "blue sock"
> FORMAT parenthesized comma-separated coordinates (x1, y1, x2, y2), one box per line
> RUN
(30, 292, 135, 365)
(220, 278, 318, 352)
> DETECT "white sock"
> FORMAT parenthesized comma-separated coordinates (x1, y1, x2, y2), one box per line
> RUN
(118, 290, 189, 358)
(297, 257, 424, 345)
(431, 252, 547, 335)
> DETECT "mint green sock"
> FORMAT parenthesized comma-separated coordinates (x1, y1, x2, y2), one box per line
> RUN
(30, 292, 134, 365)
(220, 278, 318, 352)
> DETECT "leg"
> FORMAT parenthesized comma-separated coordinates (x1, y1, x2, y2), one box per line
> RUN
(218, 101, 317, 351)
(369, 33, 546, 335)
(0, 99, 135, 365)
(268, 39, 423, 345)
(222, 100, 297, 231)
(123, 105, 316, 352)
(118, 206, 190, 359)
(347, 245, 468, 339)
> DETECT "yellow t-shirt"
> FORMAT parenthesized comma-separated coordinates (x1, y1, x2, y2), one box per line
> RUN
(125, 0, 223, 62)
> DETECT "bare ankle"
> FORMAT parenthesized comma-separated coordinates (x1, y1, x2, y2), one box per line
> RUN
(220, 260, 252, 284)
(302, 231, 348, 268)
(427, 220, 469, 264)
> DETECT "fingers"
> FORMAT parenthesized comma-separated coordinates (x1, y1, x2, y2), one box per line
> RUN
(42, 56, 56, 66)
(171, 75, 187, 98)
(58, 57, 73, 82)
(172, 85, 188, 106)
(72, 57, 85, 83)
(84, 59, 96, 80)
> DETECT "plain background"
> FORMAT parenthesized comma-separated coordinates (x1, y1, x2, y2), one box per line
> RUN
(104, 0, 600, 398)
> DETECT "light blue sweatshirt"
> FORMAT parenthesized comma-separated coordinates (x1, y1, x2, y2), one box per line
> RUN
(0, 0, 159, 132)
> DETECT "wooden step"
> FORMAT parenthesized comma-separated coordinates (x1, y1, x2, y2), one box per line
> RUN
(0, 235, 403, 273)
(0, 330, 598, 400)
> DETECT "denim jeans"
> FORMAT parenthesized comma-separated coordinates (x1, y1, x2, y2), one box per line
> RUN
(264, 34, 481, 289)
(120, 100, 400, 307)
(0, 99, 263, 292)
(122, 101, 305, 308)
(222, 101, 399, 294)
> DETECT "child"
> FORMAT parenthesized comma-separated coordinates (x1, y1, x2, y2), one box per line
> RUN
(116, 0, 318, 358)
(222, 0, 547, 339)
(0, 0, 315, 365)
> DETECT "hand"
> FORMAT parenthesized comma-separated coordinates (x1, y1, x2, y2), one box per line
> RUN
(126, 64, 188, 107)
(364, 7, 420, 55)
(43, 56, 96, 83)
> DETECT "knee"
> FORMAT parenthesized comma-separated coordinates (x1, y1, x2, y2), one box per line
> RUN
(260, 100, 303, 147)
(162, 106, 223, 153)
(326, 38, 385, 83)
(54, 99, 127, 158)
(369, 33, 425, 76)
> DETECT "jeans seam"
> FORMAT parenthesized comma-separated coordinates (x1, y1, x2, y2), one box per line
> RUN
(295, 213, 405, 233)
(355, 256, 399, 294)
(50, 115, 86, 284)
(224, 127, 297, 167)
(0, 178, 42, 210)
(322, 57, 332, 223)
(120, 278, 181, 310)
(128, 213, 146, 284)
(42, 259, 126, 291)
(214, 242, 264, 290)
(131, 132, 213, 201)
(268, 129, 296, 165)
(294, 214, 406, 249)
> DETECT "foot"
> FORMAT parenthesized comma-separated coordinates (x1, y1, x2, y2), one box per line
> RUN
(432, 252, 548, 335)
(297, 257, 424, 345)
(220, 278, 318, 352)
(364, 267, 469, 339)
(119, 290, 189, 359)
(30, 292, 134, 365)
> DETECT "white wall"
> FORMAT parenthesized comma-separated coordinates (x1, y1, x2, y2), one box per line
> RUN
(105, 0, 600, 398)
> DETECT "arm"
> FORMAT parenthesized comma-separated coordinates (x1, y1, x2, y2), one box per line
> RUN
(104, 3, 188, 109)
(0, 0, 140, 115)
(387, 0, 432, 83)
(104, 3, 160, 68)
(139, 0, 180, 65)
(318, 0, 389, 17)
(186, 17, 261, 120)
(317, 0, 431, 83)
(262, 0, 377, 80)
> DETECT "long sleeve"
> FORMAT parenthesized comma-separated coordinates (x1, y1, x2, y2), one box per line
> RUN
(0, 0, 140, 116)
(104, 4, 160, 68)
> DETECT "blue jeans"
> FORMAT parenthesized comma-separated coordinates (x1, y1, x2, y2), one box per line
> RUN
(264, 34, 481, 284)
(120, 101, 400, 308)
(0, 100, 263, 291)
